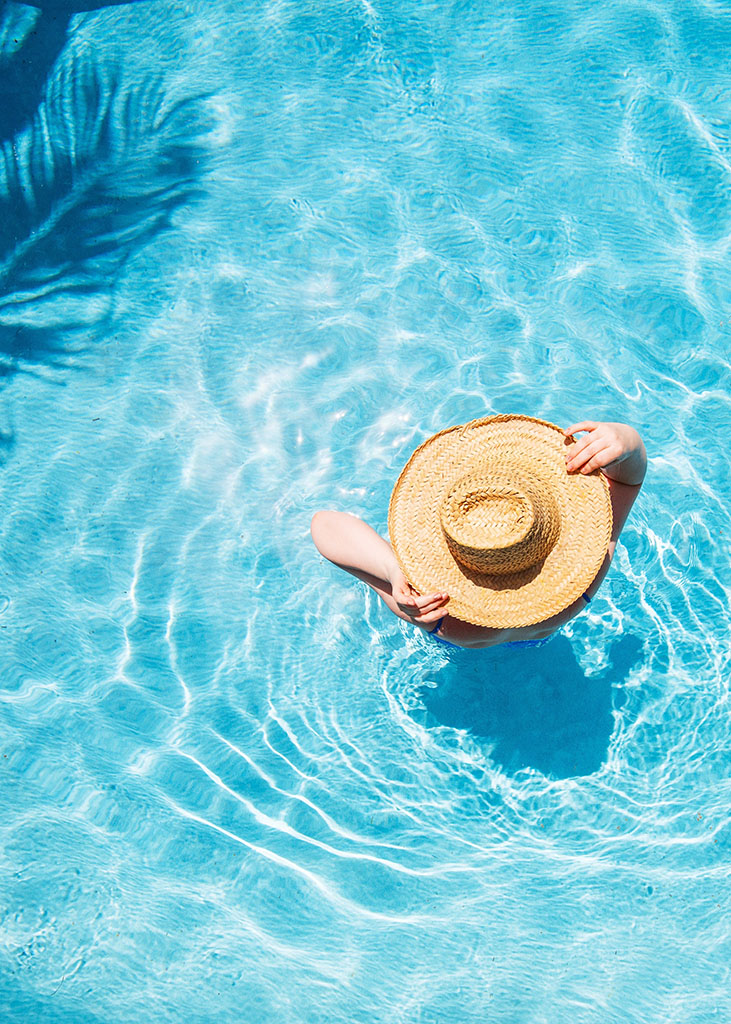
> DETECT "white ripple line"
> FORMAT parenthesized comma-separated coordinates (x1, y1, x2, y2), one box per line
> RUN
(323, 705, 418, 792)
(128, 528, 148, 616)
(164, 796, 433, 925)
(212, 730, 412, 854)
(110, 531, 149, 687)
(678, 97, 731, 179)
(164, 597, 192, 718)
(213, 729, 279, 786)
(254, 717, 313, 782)
(178, 749, 473, 880)
(265, 703, 331, 768)
(0, 679, 57, 704)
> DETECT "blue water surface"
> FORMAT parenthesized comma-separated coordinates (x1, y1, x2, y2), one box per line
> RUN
(1, 1, 729, 1021)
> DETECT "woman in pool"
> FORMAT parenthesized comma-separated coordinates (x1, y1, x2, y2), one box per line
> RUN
(311, 416, 646, 649)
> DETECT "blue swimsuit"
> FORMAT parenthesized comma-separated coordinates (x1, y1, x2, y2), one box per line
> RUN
(426, 593, 591, 650)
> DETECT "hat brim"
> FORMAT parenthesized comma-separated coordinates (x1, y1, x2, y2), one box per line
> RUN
(387, 415, 612, 628)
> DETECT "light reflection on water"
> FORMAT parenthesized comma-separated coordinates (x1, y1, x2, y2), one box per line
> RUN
(0, 1, 729, 1021)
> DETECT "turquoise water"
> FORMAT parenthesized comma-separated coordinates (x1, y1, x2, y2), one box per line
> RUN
(1, 1, 730, 1020)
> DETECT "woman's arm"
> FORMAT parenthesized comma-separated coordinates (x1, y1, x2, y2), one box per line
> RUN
(310, 510, 449, 626)
(564, 420, 647, 555)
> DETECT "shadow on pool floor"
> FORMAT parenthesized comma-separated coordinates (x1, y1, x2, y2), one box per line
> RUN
(418, 633, 643, 779)
(0, 0, 209, 382)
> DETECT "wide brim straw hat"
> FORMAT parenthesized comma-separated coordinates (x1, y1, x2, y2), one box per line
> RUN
(388, 415, 613, 628)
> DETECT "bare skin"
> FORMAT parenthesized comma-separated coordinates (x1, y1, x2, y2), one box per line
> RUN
(311, 421, 647, 649)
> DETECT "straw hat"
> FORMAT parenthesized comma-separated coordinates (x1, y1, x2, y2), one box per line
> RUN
(388, 415, 612, 628)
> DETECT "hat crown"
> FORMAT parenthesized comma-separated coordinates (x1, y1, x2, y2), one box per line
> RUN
(440, 470, 560, 576)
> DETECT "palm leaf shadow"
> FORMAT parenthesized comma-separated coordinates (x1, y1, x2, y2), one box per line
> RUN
(0, 0, 152, 141)
(0, 39, 210, 378)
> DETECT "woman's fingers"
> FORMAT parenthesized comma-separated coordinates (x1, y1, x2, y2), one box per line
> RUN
(566, 428, 600, 457)
(565, 436, 602, 471)
(579, 447, 622, 474)
(568, 439, 612, 473)
(414, 593, 449, 615)
(416, 590, 448, 605)
(566, 432, 602, 468)
(397, 591, 449, 618)
(401, 592, 447, 612)
(565, 421, 599, 438)
(418, 607, 448, 625)
(573, 454, 602, 473)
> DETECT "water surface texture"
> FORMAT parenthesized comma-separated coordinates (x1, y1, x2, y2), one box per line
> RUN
(1, 1, 730, 1021)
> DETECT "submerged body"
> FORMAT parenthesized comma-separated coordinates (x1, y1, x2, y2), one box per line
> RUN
(311, 420, 646, 649)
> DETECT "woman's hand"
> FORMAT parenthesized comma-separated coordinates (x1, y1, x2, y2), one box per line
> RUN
(388, 566, 449, 626)
(564, 421, 646, 485)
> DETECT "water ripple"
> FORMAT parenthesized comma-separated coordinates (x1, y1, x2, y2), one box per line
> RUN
(1, 1, 730, 1021)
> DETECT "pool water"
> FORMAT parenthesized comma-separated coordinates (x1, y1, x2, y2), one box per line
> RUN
(1, 1, 729, 1021)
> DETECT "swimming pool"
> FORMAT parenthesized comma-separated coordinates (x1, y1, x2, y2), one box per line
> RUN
(1, 1, 729, 1020)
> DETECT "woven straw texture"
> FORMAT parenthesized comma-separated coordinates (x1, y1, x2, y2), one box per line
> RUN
(388, 415, 613, 628)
